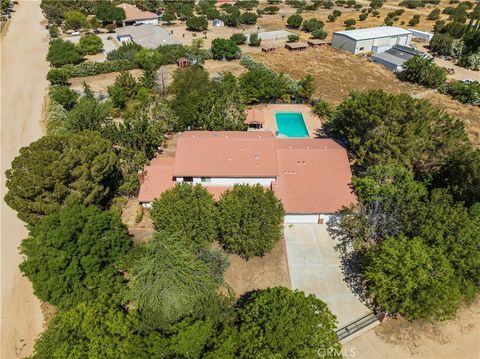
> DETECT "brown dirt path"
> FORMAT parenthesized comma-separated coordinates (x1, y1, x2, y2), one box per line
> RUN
(1, 1, 49, 357)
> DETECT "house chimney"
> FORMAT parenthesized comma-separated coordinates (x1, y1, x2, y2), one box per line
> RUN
(138, 170, 145, 184)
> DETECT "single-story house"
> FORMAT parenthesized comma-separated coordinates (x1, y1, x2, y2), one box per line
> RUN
(332, 26, 413, 54)
(372, 44, 428, 72)
(117, 3, 159, 26)
(115, 24, 180, 49)
(138, 131, 356, 224)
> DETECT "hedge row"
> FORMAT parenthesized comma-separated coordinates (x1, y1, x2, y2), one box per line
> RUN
(62, 60, 138, 78)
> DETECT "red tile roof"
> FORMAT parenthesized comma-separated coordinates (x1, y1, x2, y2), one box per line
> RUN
(245, 108, 265, 125)
(139, 132, 356, 214)
(173, 131, 277, 177)
(117, 3, 159, 21)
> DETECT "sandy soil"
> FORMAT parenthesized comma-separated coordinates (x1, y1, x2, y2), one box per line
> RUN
(70, 69, 144, 94)
(343, 298, 480, 359)
(1, 1, 49, 358)
(121, 199, 155, 244)
(224, 239, 290, 297)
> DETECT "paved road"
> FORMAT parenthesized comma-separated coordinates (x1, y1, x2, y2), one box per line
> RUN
(1, 1, 49, 357)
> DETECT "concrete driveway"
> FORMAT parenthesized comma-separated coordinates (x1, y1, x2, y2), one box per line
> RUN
(284, 224, 371, 328)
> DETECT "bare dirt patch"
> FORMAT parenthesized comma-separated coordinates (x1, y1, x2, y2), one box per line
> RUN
(343, 297, 480, 359)
(224, 239, 290, 297)
(121, 199, 154, 244)
(251, 46, 423, 104)
(69, 69, 144, 94)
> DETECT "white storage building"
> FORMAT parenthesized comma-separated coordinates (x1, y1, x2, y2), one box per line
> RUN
(332, 26, 413, 54)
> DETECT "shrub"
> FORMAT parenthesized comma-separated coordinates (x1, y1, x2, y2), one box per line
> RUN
(105, 23, 117, 32)
(45, 101, 69, 135)
(211, 38, 241, 60)
(249, 32, 261, 46)
(217, 184, 285, 259)
(151, 183, 218, 250)
(440, 80, 480, 105)
(287, 33, 300, 43)
(344, 18, 356, 27)
(399, 56, 446, 88)
(94, 2, 126, 25)
(302, 18, 324, 32)
(47, 39, 83, 67)
(312, 98, 334, 119)
(162, 11, 176, 25)
(64, 60, 137, 78)
(77, 34, 103, 55)
(408, 14, 421, 26)
(46, 68, 70, 85)
(263, 5, 280, 14)
(427, 8, 441, 20)
(240, 11, 257, 24)
(19, 205, 132, 309)
(186, 15, 208, 31)
(230, 32, 248, 44)
(287, 14, 303, 28)
(49, 85, 79, 110)
(311, 28, 327, 39)
(106, 42, 142, 61)
(359, 12, 368, 21)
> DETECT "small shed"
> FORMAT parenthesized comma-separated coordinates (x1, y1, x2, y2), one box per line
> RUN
(245, 108, 265, 129)
(285, 42, 308, 51)
(261, 46, 276, 53)
(212, 18, 224, 27)
(176, 57, 190, 68)
(307, 39, 328, 47)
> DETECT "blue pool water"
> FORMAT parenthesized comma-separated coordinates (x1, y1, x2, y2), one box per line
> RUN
(275, 112, 309, 138)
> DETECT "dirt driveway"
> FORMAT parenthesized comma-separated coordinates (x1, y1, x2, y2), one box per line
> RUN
(283, 224, 371, 328)
(1, 1, 49, 357)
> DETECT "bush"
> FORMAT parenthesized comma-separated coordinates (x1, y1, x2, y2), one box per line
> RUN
(230, 32, 248, 44)
(64, 10, 88, 30)
(105, 23, 117, 32)
(408, 14, 421, 26)
(287, 34, 300, 43)
(344, 18, 356, 27)
(263, 5, 280, 14)
(77, 34, 103, 55)
(186, 15, 208, 31)
(312, 98, 334, 119)
(106, 42, 142, 62)
(94, 2, 126, 25)
(399, 56, 446, 88)
(359, 12, 368, 21)
(151, 183, 218, 250)
(440, 80, 480, 105)
(64, 60, 137, 78)
(311, 28, 327, 39)
(249, 32, 261, 46)
(49, 85, 79, 110)
(427, 8, 441, 20)
(211, 38, 241, 60)
(162, 11, 176, 25)
(47, 39, 83, 67)
(19, 205, 132, 309)
(302, 18, 324, 32)
(240, 11, 257, 24)
(45, 101, 69, 135)
(287, 14, 303, 28)
(46, 68, 70, 85)
(217, 185, 285, 259)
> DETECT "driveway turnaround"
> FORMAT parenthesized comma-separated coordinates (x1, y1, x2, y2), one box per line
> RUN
(284, 224, 371, 328)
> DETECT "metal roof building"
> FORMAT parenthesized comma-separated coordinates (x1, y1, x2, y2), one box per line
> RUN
(371, 44, 427, 72)
(115, 24, 180, 49)
(332, 26, 413, 54)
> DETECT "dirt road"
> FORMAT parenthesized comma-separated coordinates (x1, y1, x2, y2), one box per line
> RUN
(1, 1, 49, 357)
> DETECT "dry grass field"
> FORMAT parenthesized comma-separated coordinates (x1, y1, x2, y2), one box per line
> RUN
(251, 46, 480, 147)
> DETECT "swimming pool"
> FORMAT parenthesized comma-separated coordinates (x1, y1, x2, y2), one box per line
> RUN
(275, 112, 309, 138)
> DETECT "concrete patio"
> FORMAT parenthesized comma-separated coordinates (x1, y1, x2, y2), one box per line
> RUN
(284, 223, 371, 328)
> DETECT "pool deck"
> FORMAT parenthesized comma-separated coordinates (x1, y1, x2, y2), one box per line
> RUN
(250, 104, 321, 138)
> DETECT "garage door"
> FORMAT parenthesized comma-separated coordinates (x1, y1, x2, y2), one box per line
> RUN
(284, 214, 319, 223)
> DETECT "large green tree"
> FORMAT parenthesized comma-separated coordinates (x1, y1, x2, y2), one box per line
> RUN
(211, 38, 241, 60)
(327, 90, 468, 178)
(217, 184, 285, 259)
(237, 287, 341, 358)
(47, 39, 84, 67)
(151, 183, 218, 250)
(5, 131, 117, 224)
(19, 205, 132, 309)
(364, 235, 461, 320)
(128, 231, 222, 327)
(78, 34, 104, 55)
(399, 56, 447, 88)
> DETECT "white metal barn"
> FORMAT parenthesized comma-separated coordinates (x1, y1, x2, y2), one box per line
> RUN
(332, 26, 413, 54)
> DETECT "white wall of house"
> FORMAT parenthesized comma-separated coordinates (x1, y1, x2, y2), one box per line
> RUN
(284, 214, 319, 224)
(175, 177, 275, 186)
(135, 19, 159, 25)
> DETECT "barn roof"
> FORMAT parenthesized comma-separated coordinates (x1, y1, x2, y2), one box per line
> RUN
(334, 26, 412, 41)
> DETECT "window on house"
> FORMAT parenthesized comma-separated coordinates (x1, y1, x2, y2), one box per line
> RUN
(201, 177, 211, 183)
(183, 177, 193, 182)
